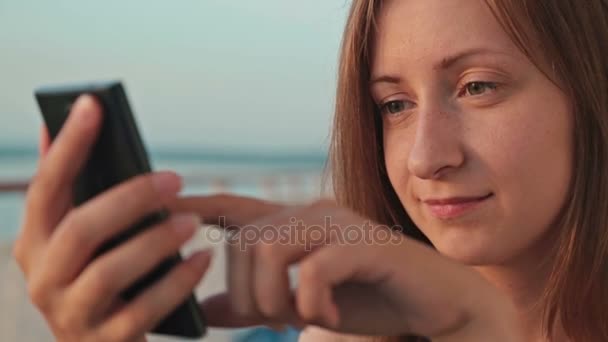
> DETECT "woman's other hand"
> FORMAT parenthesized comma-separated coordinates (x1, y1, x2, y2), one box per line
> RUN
(170, 194, 523, 341)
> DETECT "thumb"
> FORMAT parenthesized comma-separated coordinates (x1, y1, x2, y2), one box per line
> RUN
(39, 124, 51, 159)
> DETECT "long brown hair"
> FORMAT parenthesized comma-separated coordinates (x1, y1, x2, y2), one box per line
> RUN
(326, 0, 608, 340)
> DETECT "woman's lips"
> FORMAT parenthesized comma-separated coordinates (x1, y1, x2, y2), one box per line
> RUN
(423, 193, 493, 219)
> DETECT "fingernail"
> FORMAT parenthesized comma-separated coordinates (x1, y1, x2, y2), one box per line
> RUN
(171, 213, 200, 237)
(152, 171, 182, 195)
(73, 95, 96, 119)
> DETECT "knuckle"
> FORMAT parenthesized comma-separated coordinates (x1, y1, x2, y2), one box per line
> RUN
(11, 239, 25, 265)
(257, 295, 283, 319)
(168, 265, 196, 295)
(296, 293, 323, 324)
(140, 173, 158, 193)
(135, 174, 173, 208)
(296, 293, 321, 323)
(231, 298, 257, 319)
(179, 264, 200, 288)
(110, 315, 142, 342)
(256, 241, 279, 262)
(147, 223, 183, 254)
(232, 307, 252, 319)
(85, 266, 114, 298)
(298, 260, 323, 288)
(122, 313, 147, 338)
(26, 166, 55, 201)
(27, 168, 47, 194)
(24, 182, 46, 213)
(54, 308, 81, 334)
(165, 221, 190, 246)
(127, 174, 158, 201)
(27, 280, 49, 310)
(61, 213, 93, 248)
(297, 304, 316, 323)
(127, 177, 153, 201)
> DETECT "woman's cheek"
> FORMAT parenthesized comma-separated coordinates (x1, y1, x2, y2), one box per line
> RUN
(474, 102, 572, 256)
(383, 128, 415, 200)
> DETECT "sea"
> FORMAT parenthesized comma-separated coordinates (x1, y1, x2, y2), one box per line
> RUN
(0, 144, 327, 243)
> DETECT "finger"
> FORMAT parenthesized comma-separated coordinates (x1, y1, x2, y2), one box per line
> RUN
(16, 95, 102, 273)
(225, 228, 258, 318)
(28, 94, 102, 227)
(199, 292, 265, 328)
(226, 204, 332, 322)
(167, 194, 285, 227)
(98, 249, 212, 342)
(199, 292, 305, 329)
(250, 219, 312, 321)
(68, 213, 200, 322)
(296, 244, 384, 329)
(169, 194, 287, 320)
(223, 206, 302, 319)
(38, 124, 51, 159)
(252, 242, 295, 321)
(41, 171, 183, 286)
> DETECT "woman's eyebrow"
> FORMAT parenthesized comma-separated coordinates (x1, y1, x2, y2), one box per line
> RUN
(370, 48, 513, 87)
(435, 47, 512, 70)
(370, 74, 402, 87)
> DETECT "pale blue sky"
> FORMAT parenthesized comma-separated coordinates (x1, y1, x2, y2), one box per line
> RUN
(0, 0, 350, 152)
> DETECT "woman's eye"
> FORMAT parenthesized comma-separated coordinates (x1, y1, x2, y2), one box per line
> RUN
(380, 100, 411, 115)
(460, 81, 498, 97)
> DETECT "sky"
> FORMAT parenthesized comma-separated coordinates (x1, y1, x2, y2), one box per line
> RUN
(0, 0, 351, 152)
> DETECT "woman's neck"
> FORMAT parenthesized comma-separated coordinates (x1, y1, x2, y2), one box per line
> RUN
(472, 231, 568, 341)
(474, 263, 548, 339)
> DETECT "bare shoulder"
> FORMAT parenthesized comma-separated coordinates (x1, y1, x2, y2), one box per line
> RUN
(298, 326, 380, 342)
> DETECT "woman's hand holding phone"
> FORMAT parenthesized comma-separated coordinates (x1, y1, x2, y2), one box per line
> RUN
(13, 95, 212, 342)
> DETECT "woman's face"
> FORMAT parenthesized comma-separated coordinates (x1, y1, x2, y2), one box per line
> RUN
(370, 0, 573, 265)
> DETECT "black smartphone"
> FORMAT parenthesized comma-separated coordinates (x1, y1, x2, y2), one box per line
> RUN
(34, 80, 207, 339)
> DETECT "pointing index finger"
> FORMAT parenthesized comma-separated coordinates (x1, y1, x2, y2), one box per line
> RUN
(168, 194, 285, 227)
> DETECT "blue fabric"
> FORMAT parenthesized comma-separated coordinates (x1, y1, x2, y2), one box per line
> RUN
(233, 326, 301, 342)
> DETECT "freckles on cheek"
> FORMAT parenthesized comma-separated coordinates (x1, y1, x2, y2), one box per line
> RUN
(487, 126, 532, 179)
(383, 130, 413, 199)
(498, 78, 573, 175)
(478, 132, 535, 207)
(480, 102, 571, 207)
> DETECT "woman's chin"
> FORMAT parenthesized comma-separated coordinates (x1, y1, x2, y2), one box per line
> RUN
(429, 230, 511, 266)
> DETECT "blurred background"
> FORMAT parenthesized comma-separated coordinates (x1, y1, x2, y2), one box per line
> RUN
(0, 1, 350, 341)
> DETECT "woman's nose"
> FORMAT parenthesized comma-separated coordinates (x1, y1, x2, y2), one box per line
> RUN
(407, 107, 465, 180)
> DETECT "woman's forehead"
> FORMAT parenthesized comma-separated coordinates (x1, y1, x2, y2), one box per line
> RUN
(370, 0, 524, 72)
